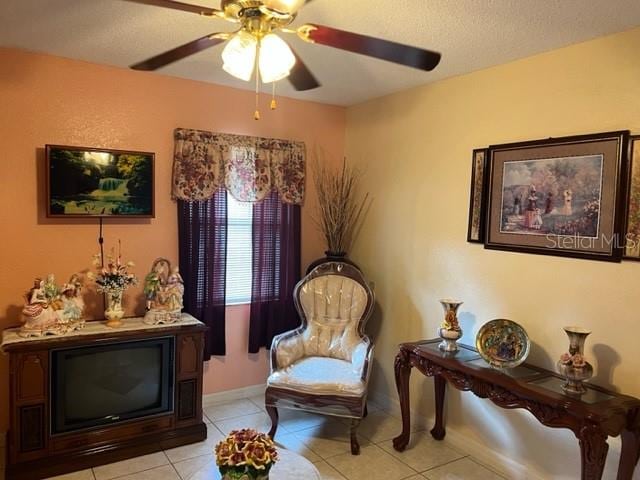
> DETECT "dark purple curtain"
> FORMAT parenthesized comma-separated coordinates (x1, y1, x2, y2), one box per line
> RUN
(178, 189, 227, 359)
(248, 191, 301, 353)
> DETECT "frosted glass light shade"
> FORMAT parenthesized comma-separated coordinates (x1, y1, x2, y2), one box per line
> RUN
(262, 0, 305, 13)
(259, 34, 296, 83)
(222, 30, 257, 82)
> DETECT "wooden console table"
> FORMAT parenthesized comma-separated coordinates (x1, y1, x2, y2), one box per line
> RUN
(392, 340, 640, 480)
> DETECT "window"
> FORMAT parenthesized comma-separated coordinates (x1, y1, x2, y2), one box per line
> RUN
(225, 193, 253, 304)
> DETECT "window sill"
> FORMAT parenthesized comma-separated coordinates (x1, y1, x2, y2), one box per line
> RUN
(226, 300, 251, 307)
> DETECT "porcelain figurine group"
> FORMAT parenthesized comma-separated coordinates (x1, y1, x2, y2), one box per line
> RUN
(18, 257, 184, 336)
(20, 274, 86, 337)
(143, 258, 185, 325)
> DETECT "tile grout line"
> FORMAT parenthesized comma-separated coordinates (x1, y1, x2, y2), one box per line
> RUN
(92, 451, 171, 480)
(467, 456, 509, 479)
(419, 454, 471, 473)
(167, 460, 182, 480)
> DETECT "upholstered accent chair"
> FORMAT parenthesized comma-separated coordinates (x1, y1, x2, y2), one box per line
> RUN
(265, 262, 374, 455)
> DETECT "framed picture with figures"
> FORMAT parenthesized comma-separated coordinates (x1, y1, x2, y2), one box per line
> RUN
(484, 131, 629, 261)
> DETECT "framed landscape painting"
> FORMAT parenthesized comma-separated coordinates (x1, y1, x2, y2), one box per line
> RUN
(467, 148, 488, 243)
(624, 136, 640, 260)
(485, 131, 629, 262)
(46, 145, 155, 218)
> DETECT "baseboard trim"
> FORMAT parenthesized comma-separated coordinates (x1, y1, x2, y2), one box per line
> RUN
(368, 391, 544, 480)
(202, 384, 266, 407)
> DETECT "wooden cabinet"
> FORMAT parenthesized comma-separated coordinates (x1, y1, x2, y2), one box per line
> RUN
(176, 333, 203, 427)
(2, 317, 207, 480)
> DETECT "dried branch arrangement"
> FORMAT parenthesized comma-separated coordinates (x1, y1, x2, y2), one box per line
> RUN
(312, 158, 370, 255)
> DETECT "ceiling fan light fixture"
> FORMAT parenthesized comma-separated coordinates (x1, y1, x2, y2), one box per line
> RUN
(221, 30, 257, 82)
(259, 33, 296, 83)
(261, 0, 306, 14)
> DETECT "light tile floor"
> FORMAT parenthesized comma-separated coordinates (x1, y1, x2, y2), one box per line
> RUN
(45, 396, 507, 480)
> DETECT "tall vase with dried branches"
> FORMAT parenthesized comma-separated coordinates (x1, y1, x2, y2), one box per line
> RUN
(308, 158, 370, 272)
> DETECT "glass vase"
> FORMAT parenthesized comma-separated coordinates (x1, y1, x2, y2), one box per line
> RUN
(104, 288, 125, 328)
(438, 299, 463, 352)
(556, 326, 594, 395)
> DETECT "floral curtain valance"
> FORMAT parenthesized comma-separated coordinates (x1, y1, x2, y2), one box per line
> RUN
(172, 128, 306, 205)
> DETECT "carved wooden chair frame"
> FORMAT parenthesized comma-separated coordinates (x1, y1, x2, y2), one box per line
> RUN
(265, 261, 375, 455)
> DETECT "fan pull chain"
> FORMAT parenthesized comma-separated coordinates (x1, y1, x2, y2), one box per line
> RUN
(254, 39, 261, 120)
(270, 82, 277, 110)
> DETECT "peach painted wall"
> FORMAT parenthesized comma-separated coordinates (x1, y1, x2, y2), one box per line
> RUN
(0, 47, 345, 434)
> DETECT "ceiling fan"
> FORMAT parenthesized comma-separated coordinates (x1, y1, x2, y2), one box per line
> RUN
(127, 0, 441, 87)
(126, 0, 441, 117)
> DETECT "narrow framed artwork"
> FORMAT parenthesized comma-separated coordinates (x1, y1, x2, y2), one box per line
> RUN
(485, 131, 629, 262)
(467, 148, 489, 243)
(624, 136, 640, 260)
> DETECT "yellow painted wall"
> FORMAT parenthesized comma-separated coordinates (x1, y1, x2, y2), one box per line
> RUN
(346, 27, 640, 479)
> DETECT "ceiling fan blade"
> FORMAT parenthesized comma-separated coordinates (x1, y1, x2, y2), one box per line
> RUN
(298, 24, 441, 71)
(288, 49, 321, 91)
(122, 0, 221, 16)
(131, 32, 229, 71)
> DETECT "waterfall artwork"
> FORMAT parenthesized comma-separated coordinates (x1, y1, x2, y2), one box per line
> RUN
(46, 145, 154, 217)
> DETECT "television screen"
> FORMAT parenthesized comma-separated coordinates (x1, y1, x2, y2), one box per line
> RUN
(51, 337, 174, 434)
(46, 145, 154, 217)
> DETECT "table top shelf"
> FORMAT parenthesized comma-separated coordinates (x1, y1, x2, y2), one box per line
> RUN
(1, 313, 206, 353)
(395, 339, 640, 480)
(403, 339, 640, 419)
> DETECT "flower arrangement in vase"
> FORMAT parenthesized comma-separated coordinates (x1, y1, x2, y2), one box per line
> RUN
(90, 241, 137, 328)
(215, 429, 278, 480)
(438, 299, 463, 352)
(557, 326, 593, 395)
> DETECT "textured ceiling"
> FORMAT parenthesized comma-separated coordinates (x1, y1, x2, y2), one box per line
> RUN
(2, 0, 640, 106)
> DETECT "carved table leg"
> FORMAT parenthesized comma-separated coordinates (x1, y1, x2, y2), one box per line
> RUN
(617, 428, 640, 480)
(392, 350, 412, 452)
(431, 374, 446, 440)
(578, 424, 609, 480)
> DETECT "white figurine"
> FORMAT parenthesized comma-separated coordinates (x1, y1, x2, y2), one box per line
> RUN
(19, 274, 85, 337)
(60, 274, 85, 330)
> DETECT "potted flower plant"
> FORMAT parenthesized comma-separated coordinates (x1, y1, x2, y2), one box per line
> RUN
(89, 241, 137, 328)
(215, 429, 279, 480)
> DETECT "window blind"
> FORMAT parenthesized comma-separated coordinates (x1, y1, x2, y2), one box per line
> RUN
(225, 193, 253, 304)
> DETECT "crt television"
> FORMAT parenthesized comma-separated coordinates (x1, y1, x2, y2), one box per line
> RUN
(50, 337, 174, 434)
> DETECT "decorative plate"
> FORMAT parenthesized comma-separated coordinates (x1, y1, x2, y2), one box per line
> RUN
(476, 319, 530, 369)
